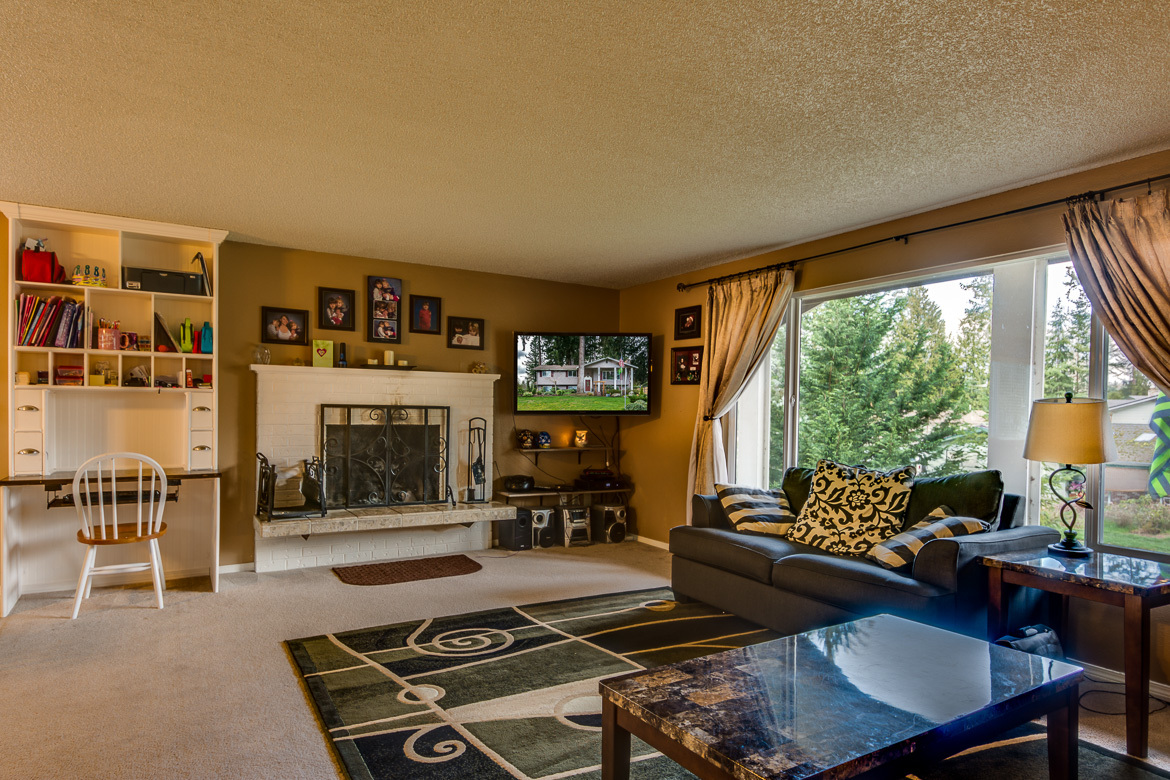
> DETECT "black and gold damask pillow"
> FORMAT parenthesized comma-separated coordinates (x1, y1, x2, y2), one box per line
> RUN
(786, 460, 915, 556)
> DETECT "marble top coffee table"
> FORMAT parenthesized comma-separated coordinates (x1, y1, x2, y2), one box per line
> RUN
(599, 614, 1082, 779)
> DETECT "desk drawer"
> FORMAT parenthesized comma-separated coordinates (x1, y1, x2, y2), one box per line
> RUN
(14, 432, 44, 475)
(189, 394, 214, 431)
(14, 389, 45, 432)
(189, 430, 215, 471)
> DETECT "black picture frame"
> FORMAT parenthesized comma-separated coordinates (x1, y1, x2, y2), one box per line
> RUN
(410, 295, 442, 335)
(261, 306, 310, 346)
(674, 305, 702, 340)
(367, 275, 403, 344)
(317, 286, 356, 331)
(447, 316, 484, 350)
(670, 346, 703, 385)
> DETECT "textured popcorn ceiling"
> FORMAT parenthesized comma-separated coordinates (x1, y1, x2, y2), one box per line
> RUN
(1, 2, 1169, 288)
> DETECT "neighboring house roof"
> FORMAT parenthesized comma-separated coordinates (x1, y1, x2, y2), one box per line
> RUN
(534, 365, 579, 371)
(1109, 394, 1158, 412)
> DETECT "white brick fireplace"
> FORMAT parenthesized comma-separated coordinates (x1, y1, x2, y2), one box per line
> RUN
(251, 365, 509, 571)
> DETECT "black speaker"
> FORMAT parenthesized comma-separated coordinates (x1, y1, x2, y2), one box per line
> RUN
(531, 508, 558, 548)
(499, 508, 533, 551)
(590, 504, 628, 543)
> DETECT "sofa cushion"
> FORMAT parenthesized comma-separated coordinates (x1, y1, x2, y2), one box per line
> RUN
(782, 467, 815, 514)
(866, 506, 990, 571)
(906, 470, 1004, 530)
(715, 483, 797, 537)
(670, 526, 826, 585)
(771, 554, 952, 616)
(787, 460, 915, 556)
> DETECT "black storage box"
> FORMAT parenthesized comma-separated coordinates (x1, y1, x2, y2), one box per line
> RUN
(123, 266, 204, 296)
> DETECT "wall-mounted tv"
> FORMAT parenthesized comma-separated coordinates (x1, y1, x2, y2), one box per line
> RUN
(514, 332, 652, 415)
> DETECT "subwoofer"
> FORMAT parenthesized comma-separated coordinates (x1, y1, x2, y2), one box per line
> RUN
(531, 508, 557, 548)
(498, 508, 533, 551)
(590, 503, 627, 543)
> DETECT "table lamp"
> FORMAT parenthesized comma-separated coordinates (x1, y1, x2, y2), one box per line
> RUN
(1023, 392, 1115, 556)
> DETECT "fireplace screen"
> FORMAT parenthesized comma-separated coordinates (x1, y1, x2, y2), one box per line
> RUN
(320, 404, 451, 508)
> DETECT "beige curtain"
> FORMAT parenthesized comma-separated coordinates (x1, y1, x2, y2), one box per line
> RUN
(1063, 189, 1170, 395)
(686, 268, 794, 516)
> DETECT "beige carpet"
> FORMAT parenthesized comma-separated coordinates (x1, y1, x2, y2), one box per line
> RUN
(0, 541, 1165, 778)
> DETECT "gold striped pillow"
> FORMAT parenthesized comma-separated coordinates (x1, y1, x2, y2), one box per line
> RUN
(865, 505, 989, 571)
(715, 484, 797, 537)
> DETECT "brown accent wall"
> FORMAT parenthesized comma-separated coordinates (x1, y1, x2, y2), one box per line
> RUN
(216, 242, 619, 564)
(620, 148, 1170, 546)
(618, 148, 1170, 681)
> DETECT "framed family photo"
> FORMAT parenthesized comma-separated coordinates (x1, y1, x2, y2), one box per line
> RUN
(447, 316, 484, 350)
(670, 346, 703, 385)
(674, 305, 702, 340)
(367, 275, 403, 344)
(318, 287, 356, 331)
(410, 295, 442, 335)
(261, 306, 310, 346)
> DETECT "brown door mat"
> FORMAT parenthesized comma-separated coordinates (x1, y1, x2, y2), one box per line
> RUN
(332, 554, 483, 586)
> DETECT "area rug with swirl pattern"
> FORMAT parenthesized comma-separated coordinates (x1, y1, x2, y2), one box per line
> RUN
(286, 588, 1170, 780)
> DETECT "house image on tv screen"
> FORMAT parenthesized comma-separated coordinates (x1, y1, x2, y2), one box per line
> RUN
(535, 357, 633, 395)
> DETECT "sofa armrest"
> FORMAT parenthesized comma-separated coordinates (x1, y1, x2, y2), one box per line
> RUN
(691, 494, 732, 530)
(913, 526, 1060, 591)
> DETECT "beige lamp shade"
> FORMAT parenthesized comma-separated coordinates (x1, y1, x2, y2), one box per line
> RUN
(1022, 396, 1117, 465)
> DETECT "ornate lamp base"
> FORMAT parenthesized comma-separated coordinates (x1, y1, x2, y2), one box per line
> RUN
(1049, 530, 1092, 557)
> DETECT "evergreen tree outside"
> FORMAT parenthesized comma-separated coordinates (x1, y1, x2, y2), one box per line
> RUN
(793, 286, 973, 475)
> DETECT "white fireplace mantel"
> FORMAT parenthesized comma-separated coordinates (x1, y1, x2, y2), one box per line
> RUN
(250, 364, 506, 571)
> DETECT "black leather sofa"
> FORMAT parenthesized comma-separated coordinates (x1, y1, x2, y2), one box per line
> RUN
(671, 468, 1059, 638)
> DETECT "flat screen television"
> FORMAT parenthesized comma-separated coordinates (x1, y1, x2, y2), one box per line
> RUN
(514, 332, 652, 415)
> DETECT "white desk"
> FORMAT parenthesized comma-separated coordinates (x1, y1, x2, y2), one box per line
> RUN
(0, 468, 221, 616)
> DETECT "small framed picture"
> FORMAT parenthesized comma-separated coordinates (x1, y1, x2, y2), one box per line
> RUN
(670, 346, 703, 385)
(447, 316, 484, 350)
(318, 287, 356, 331)
(410, 295, 442, 335)
(674, 305, 702, 340)
(261, 306, 310, 346)
(367, 276, 403, 344)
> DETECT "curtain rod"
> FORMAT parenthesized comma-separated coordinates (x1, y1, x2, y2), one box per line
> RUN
(676, 172, 1170, 293)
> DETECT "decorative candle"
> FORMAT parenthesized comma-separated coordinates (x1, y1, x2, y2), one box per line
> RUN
(398, 359, 409, 366)
(384, 350, 395, 365)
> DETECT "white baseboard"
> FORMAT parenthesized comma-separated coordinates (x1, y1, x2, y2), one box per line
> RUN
(632, 535, 669, 551)
(1074, 658, 1170, 702)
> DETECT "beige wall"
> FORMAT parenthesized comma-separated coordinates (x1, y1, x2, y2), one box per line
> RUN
(216, 242, 619, 564)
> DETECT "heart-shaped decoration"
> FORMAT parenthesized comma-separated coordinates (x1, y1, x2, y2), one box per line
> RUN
(317, 347, 327, 357)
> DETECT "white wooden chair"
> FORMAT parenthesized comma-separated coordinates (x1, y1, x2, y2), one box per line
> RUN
(71, 452, 169, 619)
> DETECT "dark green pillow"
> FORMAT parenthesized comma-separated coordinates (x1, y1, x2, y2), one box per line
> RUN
(782, 467, 815, 514)
(905, 470, 1004, 531)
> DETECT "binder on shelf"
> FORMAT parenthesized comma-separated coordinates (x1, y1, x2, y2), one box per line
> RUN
(154, 312, 180, 352)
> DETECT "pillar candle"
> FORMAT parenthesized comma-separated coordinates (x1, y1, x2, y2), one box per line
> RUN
(384, 350, 395, 365)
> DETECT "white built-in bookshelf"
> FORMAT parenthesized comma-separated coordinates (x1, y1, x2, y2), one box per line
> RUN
(3, 202, 227, 475)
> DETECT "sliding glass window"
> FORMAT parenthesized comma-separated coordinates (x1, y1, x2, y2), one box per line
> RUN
(740, 251, 1170, 563)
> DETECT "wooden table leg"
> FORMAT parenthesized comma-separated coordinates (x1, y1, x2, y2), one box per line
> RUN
(602, 697, 631, 780)
(1047, 684, 1079, 780)
(987, 565, 1007, 640)
(1124, 594, 1151, 758)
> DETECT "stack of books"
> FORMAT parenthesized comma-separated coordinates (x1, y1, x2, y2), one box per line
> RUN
(17, 294, 86, 348)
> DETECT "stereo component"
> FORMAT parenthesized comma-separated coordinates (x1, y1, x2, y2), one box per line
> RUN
(557, 505, 591, 546)
(590, 503, 628, 543)
(498, 508, 533, 551)
(531, 507, 558, 548)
